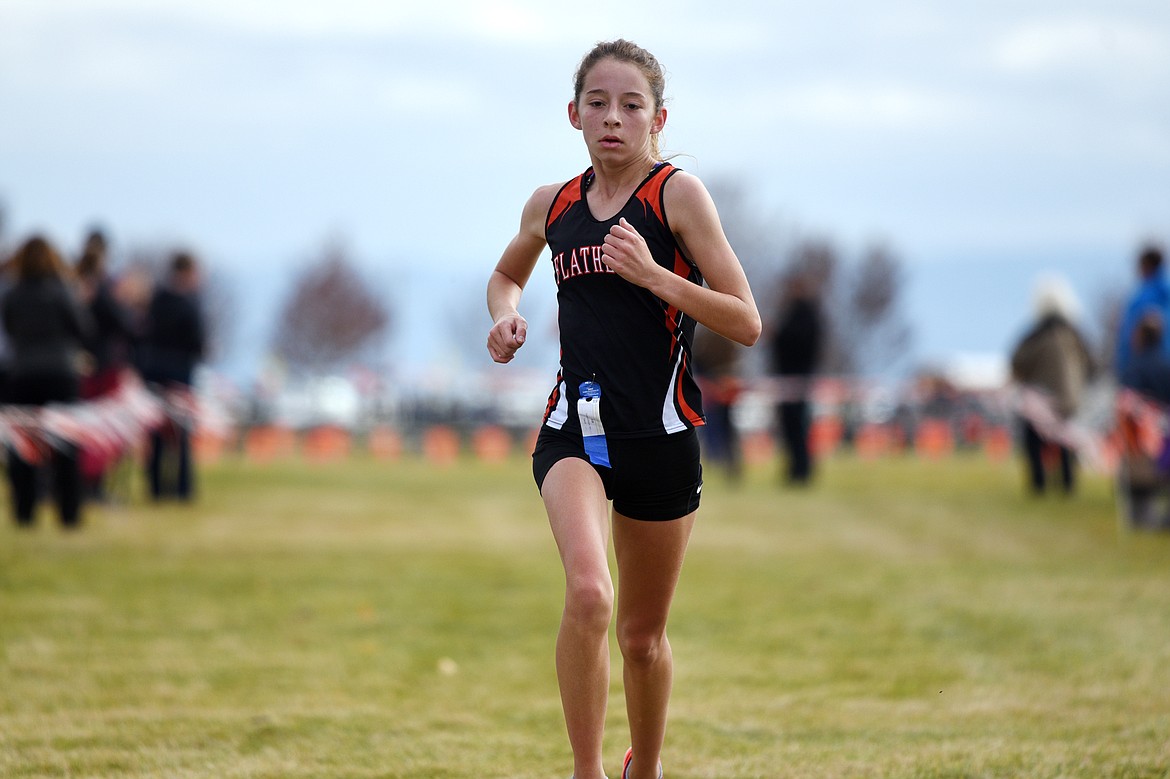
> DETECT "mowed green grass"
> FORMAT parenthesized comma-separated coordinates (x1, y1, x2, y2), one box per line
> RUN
(1, 449, 1168, 778)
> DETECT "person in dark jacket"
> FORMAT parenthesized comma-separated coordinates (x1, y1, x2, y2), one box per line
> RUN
(138, 251, 205, 501)
(76, 229, 138, 377)
(769, 273, 823, 485)
(75, 228, 140, 499)
(1, 235, 92, 528)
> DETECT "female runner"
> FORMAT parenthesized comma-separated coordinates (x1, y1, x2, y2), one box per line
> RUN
(486, 39, 760, 779)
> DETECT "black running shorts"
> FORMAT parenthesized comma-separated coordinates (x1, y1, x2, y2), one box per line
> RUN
(532, 425, 703, 521)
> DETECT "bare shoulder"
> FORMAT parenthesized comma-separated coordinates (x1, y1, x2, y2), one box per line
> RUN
(661, 168, 740, 273)
(518, 181, 569, 234)
(663, 169, 717, 216)
(529, 181, 565, 209)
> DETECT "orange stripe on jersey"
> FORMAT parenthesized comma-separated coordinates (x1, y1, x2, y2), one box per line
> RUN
(661, 249, 693, 342)
(675, 352, 705, 426)
(546, 175, 585, 232)
(663, 305, 679, 337)
(636, 163, 672, 226)
(542, 370, 563, 424)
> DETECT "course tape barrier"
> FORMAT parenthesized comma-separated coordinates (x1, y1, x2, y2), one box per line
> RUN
(0, 372, 216, 466)
(0, 372, 1134, 473)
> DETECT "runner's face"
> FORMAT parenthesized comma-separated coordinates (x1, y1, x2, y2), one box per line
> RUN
(569, 58, 665, 162)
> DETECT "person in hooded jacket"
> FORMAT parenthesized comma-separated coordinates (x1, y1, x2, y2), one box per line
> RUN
(1010, 277, 1095, 496)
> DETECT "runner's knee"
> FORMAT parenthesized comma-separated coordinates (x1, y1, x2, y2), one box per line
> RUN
(617, 622, 666, 666)
(564, 576, 614, 633)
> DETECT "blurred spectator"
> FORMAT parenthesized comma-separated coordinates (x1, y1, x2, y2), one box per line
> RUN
(1116, 310, 1170, 530)
(1121, 311, 1170, 405)
(693, 325, 744, 482)
(75, 227, 140, 499)
(76, 227, 138, 374)
(138, 251, 205, 502)
(1115, 243, 1170, 377)
(769, 273, 823, 485)
(1, 235, 92, 528)
(1009, 276, 1095, 496)
(0, 253, 12, 391)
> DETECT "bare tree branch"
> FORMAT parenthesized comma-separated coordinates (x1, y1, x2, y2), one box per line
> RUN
(707, 179, 913, 377)
(271, 243, 390, 376)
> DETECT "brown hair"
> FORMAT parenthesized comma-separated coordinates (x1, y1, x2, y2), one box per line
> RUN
(76, 248, 105, 281)
(573, 39, 667, 160)
(10, 235, 69, 282)
(1139, 243, 1165, 277)
(170, 250, 197, 276)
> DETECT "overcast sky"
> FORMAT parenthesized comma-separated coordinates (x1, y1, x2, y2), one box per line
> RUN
(2, 0, 1168, 377)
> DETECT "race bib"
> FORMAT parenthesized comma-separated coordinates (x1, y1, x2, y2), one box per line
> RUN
(577, 381, 611, 468)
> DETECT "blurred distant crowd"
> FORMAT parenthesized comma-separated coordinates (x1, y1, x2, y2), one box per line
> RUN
(0, 228, 205, 529)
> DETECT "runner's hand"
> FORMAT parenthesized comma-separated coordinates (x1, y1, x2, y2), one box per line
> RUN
(487, 313, 527, 364)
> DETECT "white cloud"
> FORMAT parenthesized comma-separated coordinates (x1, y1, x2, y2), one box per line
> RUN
(0, 0, 538, 42)
(374, 74, 481, 115)
(768, 82, 973, 131)
(88, 0, 424, 37)
(457, 2, 558, 43)
(993, 15, 1170, 74)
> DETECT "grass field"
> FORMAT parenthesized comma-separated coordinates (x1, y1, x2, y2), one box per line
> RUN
(1, 450, 1168, 778)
